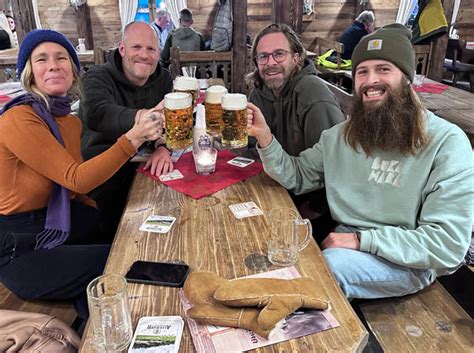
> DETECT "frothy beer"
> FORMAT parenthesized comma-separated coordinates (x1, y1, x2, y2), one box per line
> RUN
(173, 76, 199, 105)
(205, 85, 228, 137)
(164, 92, 193, 150)
(221, 93, 248, 148)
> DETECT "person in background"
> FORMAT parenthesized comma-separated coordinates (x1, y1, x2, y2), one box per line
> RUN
(160, 8, 206, 68)
(0, 29, 161, 319)
(5, 14, 18, 47)
(248, 24, 473, 300)
(339, 10, 375, 60)
(153, 9, 171, 50)
(0, 12, 14, 49)
(79, 21, 173, 240)
(247, 23, 345, 238)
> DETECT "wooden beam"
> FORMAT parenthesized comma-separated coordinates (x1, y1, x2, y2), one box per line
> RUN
(11, 0, 36, 43)
(148, 0, 156, 23)
(427, 0, 455, 81)
(232, 0, 247, 93)
(74, 4, 94, 50)
(272, 0, 304, 33)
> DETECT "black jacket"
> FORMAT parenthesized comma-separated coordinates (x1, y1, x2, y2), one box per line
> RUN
(79, 49, 173, 159)
(340, 22, 369, 60)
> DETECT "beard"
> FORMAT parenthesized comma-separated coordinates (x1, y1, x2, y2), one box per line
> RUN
(344, 80, 429, 156)
(261, 62, 298, 95)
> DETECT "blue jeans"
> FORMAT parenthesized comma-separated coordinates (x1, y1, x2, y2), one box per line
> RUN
(322, 225, 436, 299)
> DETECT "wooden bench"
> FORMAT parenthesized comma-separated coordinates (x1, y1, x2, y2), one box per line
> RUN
(170, 48, 233, 90)
(360, 280, 473, 352)
(0, 283, 77, 327)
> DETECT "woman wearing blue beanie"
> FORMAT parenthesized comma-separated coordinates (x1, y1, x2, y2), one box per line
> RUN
(0, 29, 162, 319)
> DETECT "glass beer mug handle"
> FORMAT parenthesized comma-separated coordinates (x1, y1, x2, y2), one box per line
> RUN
(293, 218, 312, 251)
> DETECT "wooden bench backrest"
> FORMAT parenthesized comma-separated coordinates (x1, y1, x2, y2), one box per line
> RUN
(310, 37, 345, 70)
(414, 43, 432, 76)
(170, 48, 233, 90)
(321, 80, 352, 117)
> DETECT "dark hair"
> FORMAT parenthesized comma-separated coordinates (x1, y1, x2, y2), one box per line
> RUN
(246, 23, 306, 89)
(179, 8, 193, 23)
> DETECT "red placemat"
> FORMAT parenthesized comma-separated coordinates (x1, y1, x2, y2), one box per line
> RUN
(413, 82, 449, 94)
(137, 150, 264, 199)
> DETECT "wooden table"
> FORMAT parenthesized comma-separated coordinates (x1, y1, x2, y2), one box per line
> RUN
(417, 78, 474, 144)
(80, 171, 368, 352)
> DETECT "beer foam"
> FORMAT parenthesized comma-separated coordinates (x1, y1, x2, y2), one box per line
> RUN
(174, 76, 199, 91)
(205, 85, 228, 104)
(164, 92, 192, 110)
(221, 93, 247, 110)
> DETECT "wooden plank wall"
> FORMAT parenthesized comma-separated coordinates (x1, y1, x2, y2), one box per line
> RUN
(36, 0, 473, 51)
(457, 0, 474, 40)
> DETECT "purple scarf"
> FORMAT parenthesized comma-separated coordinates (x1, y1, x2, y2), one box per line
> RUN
(2, 94, 72, 250)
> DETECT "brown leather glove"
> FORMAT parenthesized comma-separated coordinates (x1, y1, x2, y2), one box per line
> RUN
(183, 271, 273, 338)
(213, 277, 330, 330)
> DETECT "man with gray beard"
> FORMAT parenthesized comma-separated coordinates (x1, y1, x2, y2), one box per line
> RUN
(247, 24, 473, 299)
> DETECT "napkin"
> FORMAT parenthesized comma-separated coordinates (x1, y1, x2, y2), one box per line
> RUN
(413, 82, 449, 94)
(137, 150, 263, 199)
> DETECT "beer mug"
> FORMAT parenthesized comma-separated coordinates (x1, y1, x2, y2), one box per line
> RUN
(205, 85, 228, 137)
(76, 38, 86, 53)
(87, 274, 133, 352)
(267, 208, 312, 266)
(164, 92, 193, 150)
(173, 76, 199, 106)
(221, 93, 248, 148)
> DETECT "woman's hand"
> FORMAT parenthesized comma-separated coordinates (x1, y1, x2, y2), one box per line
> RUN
(247, 102, 272, 148)
(125, 112, 163, 149)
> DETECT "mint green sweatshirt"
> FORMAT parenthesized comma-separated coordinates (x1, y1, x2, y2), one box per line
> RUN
(259, 111, 473, 276)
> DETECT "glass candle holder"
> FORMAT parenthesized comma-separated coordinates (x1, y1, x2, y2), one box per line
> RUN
(193, 148, 217, 175)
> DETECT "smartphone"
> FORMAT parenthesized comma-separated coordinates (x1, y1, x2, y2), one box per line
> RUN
(125, 261, 189, 287)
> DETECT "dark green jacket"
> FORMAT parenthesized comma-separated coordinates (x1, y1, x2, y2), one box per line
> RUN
(160, 27, 206, 67)
(249, 59, 344, 156)
(79, 49, 173, 159)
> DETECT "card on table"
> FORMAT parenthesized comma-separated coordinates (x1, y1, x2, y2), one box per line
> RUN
(227, 156, 255, 168)
(228, 202, 263, 219)
(139, 215, 176, 233)
(159, 170, 184, 182)
(128, 316, 184, 353)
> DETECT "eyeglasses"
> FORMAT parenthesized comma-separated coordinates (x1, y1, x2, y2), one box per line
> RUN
(255, 49, 291, 65)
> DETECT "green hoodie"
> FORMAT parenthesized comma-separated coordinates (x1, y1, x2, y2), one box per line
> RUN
(259, 111, 473, 276)
(249, 58, 345, 156)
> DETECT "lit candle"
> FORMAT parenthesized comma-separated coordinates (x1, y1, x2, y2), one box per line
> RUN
(197, 152, 214, 167)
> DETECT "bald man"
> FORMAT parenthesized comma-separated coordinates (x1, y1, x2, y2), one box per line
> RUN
(79, 21, 173, 239)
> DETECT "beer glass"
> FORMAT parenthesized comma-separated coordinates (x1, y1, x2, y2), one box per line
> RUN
(173, 76, 199, 106)
(221, 93, 248, 148)
(164, 92, 193, 150)
(205, 85, 228, 137)
(267, 208, 312, 266)
(87, 274, 132, 352)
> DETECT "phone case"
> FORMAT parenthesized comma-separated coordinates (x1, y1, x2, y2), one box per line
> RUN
(128, 316, 184, 353)
(125, 261, 189, 288)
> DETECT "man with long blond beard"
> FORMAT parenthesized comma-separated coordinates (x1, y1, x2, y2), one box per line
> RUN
(247, 24, 473, 299)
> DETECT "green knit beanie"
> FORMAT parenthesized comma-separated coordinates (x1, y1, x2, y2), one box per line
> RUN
(351, 23, 415, 82)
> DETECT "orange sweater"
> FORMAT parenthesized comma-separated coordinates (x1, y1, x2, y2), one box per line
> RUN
(0, 105, 136, 215)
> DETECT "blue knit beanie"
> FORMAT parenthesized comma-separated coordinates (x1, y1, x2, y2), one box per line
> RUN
(17, 29, 81, 79)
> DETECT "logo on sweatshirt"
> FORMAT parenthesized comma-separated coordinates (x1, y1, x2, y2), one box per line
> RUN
(368, 157, 401, 187)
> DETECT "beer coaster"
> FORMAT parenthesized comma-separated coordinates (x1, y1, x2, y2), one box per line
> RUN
(229, 202, 263, 219)
(139, 215, 176, 233)
(227, 156, 255, 168)
(159, 170, 184, 182)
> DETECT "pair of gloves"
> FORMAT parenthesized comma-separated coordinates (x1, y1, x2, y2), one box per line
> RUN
(183, 271, 330, 338)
